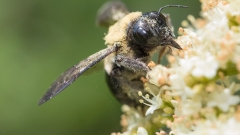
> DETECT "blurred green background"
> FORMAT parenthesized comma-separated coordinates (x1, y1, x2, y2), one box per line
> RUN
(0, 0, 200, 135)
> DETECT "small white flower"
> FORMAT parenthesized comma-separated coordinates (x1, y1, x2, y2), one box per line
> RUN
(169, 73, 194, 99)
(171, 100, 181, 116)
(171, 98, 202, 117)
(139, 91, 163, 116)
(207, 88, 240, 112)
(181, 98, 202, 116)
(191, 54, 219, 79)
(145, 96, 162, 116)
(189, 117, 240, 135)
(222, 117, 240, 135)
(179, 53, 219, 79)
(137, 127, 148, 135)
(146, 65, 171, 86)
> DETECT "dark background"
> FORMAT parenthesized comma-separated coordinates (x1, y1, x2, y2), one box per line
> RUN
(0, 0, 200, 135)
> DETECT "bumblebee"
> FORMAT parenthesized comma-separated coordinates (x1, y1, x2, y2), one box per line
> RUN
(39, 1, 187, 107)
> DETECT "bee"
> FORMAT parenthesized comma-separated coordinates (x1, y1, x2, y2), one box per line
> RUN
(39, 1, 187, 106)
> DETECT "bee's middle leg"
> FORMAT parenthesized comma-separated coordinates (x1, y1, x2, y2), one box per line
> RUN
(115, 54, 150, 73)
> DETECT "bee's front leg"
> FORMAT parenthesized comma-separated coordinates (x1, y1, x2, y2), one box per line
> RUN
(115, 54, 150, 73)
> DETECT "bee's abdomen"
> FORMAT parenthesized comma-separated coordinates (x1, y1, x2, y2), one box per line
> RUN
(105, 65, 147, 107)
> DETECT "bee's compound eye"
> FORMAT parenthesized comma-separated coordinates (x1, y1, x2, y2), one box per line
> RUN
(132, 27, 149, 44)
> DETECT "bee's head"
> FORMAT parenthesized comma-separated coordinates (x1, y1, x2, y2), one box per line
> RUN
(128, 5, 187, 52)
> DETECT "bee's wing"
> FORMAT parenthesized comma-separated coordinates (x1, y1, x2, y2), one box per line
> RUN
(39, 45, 118, 105)
(81, 58, 104, 76)
(96, 1, 129, 27)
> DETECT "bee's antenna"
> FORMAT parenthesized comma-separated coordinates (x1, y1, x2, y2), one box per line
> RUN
(158, 5, 188, 14)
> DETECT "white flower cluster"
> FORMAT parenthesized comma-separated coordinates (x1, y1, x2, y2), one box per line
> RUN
(114, 0, 240, 135)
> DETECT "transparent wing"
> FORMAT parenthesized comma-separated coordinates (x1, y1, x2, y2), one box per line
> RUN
(81, 59, 104, 76)
(39, 45, 118, 105)
(96, 1, 129, 27)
